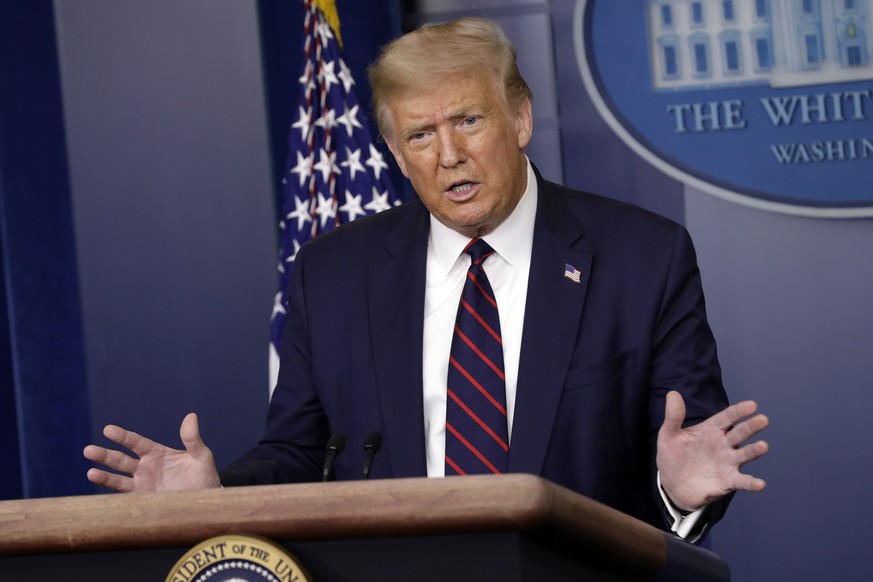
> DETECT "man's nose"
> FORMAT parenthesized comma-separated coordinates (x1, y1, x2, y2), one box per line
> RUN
(438, 130, 466, 168)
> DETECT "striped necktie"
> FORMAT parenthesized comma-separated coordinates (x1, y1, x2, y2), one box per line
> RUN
(445, 238, 509, 475)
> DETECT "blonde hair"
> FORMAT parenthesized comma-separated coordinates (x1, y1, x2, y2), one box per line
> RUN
(367, 17, 533, 138)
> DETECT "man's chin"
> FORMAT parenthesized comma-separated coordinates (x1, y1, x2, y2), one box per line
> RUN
(440, 216, 497, 238)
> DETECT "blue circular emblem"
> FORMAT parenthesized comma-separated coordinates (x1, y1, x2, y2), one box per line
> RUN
(575, 0, 873, 217)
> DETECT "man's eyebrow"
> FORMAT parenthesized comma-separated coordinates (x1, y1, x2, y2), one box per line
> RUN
(446, 103, 481, 117)
(449, 103, 493, 121)
(397, 103, 491, 136)
(398, 121, 434, 137)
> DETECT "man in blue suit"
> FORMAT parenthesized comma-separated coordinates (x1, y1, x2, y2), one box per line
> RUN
(85, 17, 768, 541)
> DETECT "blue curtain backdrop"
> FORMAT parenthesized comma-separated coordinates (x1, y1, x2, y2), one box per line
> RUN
(0, 0, 92, 499)
(0, 250, 21, 499)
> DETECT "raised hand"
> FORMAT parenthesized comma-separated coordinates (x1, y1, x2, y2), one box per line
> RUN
(657, 391, 769, 511)
(83, 412, 221, 492)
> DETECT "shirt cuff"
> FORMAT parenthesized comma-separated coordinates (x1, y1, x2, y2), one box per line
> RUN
(657, 471, 707, 541)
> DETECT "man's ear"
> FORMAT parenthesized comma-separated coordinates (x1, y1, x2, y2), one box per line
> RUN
(515, 97, 533, 149)
(385, 139, 409, 178)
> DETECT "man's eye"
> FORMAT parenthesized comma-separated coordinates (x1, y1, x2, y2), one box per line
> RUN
(410, 132, 426, 141)
(463, 117, 478, 125)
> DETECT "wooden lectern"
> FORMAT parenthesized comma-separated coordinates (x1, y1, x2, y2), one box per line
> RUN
(0, 474, 729, 581)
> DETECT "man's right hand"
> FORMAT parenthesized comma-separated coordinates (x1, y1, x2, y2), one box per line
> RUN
(83, 412, 221, 492)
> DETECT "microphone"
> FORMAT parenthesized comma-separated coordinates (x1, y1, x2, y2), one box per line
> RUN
(322, 433, 346, 482)
(361, 432, 382, 480)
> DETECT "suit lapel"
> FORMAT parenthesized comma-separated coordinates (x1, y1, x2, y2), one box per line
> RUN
(508, 180, 593, 474)
(368, 202, 430, 477)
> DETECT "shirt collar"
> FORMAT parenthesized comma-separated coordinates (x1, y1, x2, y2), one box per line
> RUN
(428, 157, 538, 279)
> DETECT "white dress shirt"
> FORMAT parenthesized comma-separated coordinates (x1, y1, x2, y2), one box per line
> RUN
(423, 159, 537, 477)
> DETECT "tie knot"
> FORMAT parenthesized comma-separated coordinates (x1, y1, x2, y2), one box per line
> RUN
(464, 238, 495, 265)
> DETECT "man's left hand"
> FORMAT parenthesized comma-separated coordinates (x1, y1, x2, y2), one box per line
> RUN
(657, 391, 769, 512)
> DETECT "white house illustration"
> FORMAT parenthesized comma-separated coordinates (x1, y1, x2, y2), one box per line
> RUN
(647, 0, 873, 90)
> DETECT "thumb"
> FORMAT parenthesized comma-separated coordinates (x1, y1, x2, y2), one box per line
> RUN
(180, 412, 209, 457)
(660, 391, 687, 436)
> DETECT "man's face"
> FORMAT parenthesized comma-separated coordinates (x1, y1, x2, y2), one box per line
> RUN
(384, 71, 532, 238)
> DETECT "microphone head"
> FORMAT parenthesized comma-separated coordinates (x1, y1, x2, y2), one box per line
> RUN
(363, 432, 382, 453)
(326, 433, 346, 454)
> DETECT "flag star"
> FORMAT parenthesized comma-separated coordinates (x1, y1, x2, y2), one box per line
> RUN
(286, 195, 313, 232)
(271, 291, 286, 321)
(303, 78, 317, 100)
(318, 59, 339, 92)
(365, 187, 392, 213)
(289, 151, 313, 187)
(287, 239, 302, 262)
(341, 147, 365, 180)
(298, 60, 313, 87)
(316, 192, 337, 227)
(313, 148, 340, 183)
(291, 105, 313, 142)
(339, 190, 366, 221)
(314, 107, 337, 131)
(338, 59, 355, 93)
(315, 20, 334, 48)
(336, 104, 363, 136)
(365, 144, 389, 180)
(298, 60, 317, 99)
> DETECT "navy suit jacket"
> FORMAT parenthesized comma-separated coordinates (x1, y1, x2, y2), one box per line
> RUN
(222, 173, 730, 531)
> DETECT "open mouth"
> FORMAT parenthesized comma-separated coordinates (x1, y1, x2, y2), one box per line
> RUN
(444, 179, 480, 197)
(450, 181, 474, 194)
(444, 181, 479, 202)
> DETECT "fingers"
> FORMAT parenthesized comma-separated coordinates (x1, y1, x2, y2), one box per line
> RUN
(708, 399, 760, 431)
(179, 413, 209, 458)
(102, 424, 158, 458)
(735, 439, 769, 465)
(727, 438, 769, 496)
(83, 445, 139, 474)
(733, 473, 767, 493)
(660, 390, 687, 436)
(86, 467, 134, 493)
(725, 413, 770, 447)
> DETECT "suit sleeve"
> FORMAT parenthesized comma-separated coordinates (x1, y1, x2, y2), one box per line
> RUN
(648, 224, 732, 536)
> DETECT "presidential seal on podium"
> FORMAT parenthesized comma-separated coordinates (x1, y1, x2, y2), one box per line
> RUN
(166, 535, 310, 582)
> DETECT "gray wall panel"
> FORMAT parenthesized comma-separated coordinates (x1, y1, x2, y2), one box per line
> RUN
(686, 189, 873, 581)
(54, 0, 275, 467)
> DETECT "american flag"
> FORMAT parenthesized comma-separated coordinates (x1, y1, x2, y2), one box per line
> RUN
(269, 0, 401, 393)
(563, 263, 582, 284)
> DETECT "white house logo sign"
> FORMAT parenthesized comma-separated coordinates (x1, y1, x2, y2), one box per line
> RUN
(575, 0, 873, 217)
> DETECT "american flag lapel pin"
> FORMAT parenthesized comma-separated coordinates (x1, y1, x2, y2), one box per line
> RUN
(564, 263, 582, 284)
